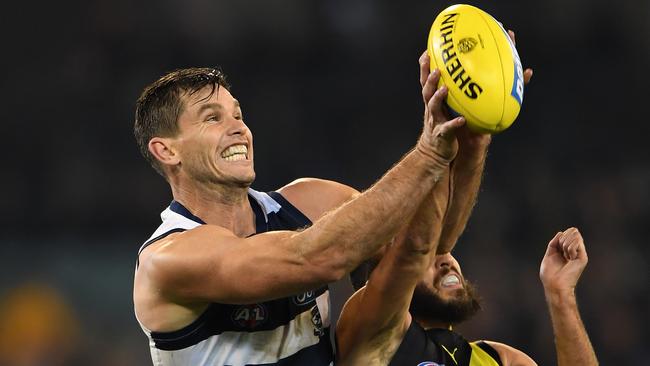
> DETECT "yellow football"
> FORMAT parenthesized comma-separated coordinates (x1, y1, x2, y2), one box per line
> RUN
(427, 4, 524, 134)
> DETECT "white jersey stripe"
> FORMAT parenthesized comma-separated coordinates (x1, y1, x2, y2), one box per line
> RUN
(248, 188, 281, 216)
(136, 189, 334, 365)
(148, 299, 328, 366)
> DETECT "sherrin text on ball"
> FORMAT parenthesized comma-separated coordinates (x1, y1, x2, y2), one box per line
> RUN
(427, 4, 525, 133)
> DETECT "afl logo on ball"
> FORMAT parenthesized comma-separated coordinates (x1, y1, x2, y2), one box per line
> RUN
(293, 290, 316, 306)
(417, 363, 444, 366)
(231, 304, 268, 329)
(457, 37, 478, 53)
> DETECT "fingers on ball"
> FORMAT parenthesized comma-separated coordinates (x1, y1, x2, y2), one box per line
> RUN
(422, 69, 440, 102)
(419, 54, 431, 87)
(437, 117, 464, 138)
(427, 85, 447, 115)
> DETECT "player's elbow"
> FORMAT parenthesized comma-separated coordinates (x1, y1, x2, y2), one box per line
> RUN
(310, 260, 348, 284)
(293, 234, 354, 284)
(326, 264, 349, 283)
(304, 250, 350, 284)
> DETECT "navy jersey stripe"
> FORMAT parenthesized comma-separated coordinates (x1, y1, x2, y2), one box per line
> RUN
(147, 191, 329, 356)
(267, 191, 312, 228)
(249, 194, 269, 233)
(170, 200, 206, 224)
(151, 286, 328, 350)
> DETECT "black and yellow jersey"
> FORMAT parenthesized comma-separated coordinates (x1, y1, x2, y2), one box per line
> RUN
(389, 321, 502, 366)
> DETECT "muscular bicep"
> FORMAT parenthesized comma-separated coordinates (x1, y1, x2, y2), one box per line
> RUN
(485, 341, 537, 366)
(140, 225, 332, 304)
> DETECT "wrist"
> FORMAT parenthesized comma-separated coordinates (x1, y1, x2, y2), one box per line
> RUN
(459, 133, 491, 152)
(544, 287, 577, 307)
(414, 141, 453, 179)
(456, 144, 488, 166)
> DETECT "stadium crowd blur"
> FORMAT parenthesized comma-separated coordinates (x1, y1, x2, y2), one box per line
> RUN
(2, 0, 648, 365)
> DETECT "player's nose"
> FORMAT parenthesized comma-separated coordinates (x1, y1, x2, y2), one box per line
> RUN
(226, 116, 249, 137)
(435, 252, 454, 269)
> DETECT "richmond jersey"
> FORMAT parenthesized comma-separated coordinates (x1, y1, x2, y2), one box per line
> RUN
(389, 321, 502, 366)
(135, 189, 334, 366)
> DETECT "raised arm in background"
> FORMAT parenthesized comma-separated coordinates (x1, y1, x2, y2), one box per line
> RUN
(539, 227, 599, 366)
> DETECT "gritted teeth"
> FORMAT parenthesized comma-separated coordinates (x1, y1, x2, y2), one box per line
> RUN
(221, 144, 248, 159)
(441, 273, 461, 287)
(224, 154, 247, 162)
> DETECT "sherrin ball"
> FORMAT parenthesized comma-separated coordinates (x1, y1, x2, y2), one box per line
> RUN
(427, 4, 525, 133)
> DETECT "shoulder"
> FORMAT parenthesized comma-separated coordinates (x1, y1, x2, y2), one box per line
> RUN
(482, 341, 537, 366)
(277, 178, 360, 222)
(137, 225, 235, 285)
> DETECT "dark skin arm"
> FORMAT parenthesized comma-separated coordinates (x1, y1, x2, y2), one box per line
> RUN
(438, 30, 533, 253)
(337, 29, 534, 365)
(336, 63, 457, 366)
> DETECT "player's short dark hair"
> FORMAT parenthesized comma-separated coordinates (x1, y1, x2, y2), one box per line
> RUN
(134, 67, 230, 178)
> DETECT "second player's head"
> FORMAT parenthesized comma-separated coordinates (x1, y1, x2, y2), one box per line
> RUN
(134, 68, 255, 189)
(410, 253, 481, 328)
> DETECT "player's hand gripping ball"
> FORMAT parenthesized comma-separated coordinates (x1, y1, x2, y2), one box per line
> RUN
(428, 4, 525, 134)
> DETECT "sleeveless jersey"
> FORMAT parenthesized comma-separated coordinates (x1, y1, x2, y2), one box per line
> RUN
(389, 321, 502, 366)
(135, 189, 334, 366)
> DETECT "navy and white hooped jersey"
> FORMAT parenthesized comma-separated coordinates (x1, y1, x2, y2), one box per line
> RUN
(135, 188, 334, 366)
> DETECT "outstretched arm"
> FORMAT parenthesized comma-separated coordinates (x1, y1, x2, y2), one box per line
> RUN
(540, 228, 598, 366)
(483, 228, 597, 366)
(438, 30, 533, 253)
(138, 66, 466, 306)
(436, 126, 489, 253)
(336, 65, 455, 365)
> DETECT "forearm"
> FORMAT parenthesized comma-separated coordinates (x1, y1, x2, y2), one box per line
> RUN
(337, 186, 452, 353)
(376, 167, 450, 299)
(398, 167, 450, 254)
(545, 289, 598, 366)
(437, 150, 486, 253)
(297, 148, 450, 277)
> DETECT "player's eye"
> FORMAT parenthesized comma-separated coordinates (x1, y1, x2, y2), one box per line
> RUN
(207, 114, 221, 122)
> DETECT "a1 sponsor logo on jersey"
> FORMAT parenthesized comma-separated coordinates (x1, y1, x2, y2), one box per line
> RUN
(417, 362, 444, 366)
(231, 304, 268, 329)
(292, 290, 316, 306)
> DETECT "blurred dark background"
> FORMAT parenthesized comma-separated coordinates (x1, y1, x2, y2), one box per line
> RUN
(1, 0, 648, 365)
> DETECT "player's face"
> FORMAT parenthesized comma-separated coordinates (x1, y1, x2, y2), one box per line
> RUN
(174, 85, 255, 187)
(409, 253, 480, 326)
(420, 253, 467, 301)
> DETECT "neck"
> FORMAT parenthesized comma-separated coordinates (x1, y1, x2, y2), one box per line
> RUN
(170, 179, 256, 237)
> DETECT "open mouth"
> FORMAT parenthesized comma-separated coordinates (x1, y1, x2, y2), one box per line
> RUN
(221, 144, 248, 162)
(440, 273, 461, 288)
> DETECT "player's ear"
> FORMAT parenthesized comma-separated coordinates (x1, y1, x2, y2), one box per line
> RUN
(149, 137, 180, 167)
